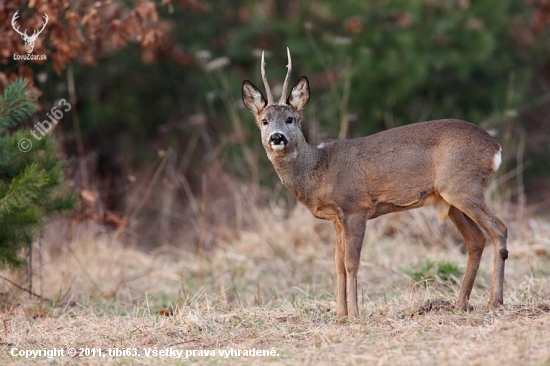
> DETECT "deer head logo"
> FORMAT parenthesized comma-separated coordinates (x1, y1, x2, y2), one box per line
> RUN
(11, 11, 48, 54)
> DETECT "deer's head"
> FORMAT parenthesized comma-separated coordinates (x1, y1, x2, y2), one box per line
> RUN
(242, 48, 310, 159)
(11, 11, 48, 54)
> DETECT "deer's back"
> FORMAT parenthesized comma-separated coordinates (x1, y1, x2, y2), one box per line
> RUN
(317, 119, 500, 216)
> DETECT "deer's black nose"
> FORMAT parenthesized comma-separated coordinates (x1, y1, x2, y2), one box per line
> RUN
(269, 133, 288, 145)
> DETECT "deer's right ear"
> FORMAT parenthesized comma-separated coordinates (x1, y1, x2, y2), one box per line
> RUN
(242, 80, 267, 114)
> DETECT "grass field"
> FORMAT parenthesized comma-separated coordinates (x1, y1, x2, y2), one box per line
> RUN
(1, 200, 549, 365)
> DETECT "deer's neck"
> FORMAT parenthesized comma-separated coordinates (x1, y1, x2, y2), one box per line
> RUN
(267, 138, 324, 205)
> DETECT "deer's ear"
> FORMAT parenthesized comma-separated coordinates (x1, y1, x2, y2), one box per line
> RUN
(242, 80, 267, 114)
(287, 76, 310, 111)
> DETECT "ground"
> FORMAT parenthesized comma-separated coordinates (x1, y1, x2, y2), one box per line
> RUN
(0, 203, 549, 365)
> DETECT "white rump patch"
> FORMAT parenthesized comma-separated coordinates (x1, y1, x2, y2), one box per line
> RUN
(493, 147, 502, 171)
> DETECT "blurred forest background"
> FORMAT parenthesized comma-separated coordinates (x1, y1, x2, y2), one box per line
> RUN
(1, 0, 550, 252)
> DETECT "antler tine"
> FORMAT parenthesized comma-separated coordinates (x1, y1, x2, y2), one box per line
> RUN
(279, 47, 292, 104)
(11, 11, 28, 37)
(31, 13, 48, 38)
(39, 13, 48, 33)
(11, 11, 19, 29)
(261, 51, 274, 105)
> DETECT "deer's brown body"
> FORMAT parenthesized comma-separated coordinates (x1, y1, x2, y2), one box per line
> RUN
(242, 49, 508, 318)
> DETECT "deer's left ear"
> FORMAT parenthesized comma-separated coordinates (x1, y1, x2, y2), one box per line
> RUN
(287, 76, 310, 111)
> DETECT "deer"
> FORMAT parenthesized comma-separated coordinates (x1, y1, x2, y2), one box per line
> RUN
(242, 48, 508, 319)
(11, 11, 49, 54)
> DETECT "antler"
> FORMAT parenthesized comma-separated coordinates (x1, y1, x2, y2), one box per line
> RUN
(261, 51, 274, 105)
(11, 11, 29, 39)
(279, 47, 292, 104)
(30, 13, 48, 39)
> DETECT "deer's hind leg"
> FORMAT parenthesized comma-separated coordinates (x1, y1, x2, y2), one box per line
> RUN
(448, 206, 486, 311)
(442, 192, 508, 309)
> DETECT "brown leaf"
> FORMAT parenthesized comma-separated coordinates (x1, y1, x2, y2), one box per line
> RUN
(156, 309, 173, 316)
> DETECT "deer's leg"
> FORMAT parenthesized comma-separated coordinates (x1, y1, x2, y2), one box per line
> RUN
(333, 220, 347, 319)
(444, 195, 508, 309)
(342, 213, 366, 317)
(448, 206, 486, 311)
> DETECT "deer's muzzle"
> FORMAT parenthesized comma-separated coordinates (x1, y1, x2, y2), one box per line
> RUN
(269, 133, 288, 149)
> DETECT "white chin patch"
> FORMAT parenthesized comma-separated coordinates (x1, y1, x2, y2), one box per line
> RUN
(271, 144, 285, 151)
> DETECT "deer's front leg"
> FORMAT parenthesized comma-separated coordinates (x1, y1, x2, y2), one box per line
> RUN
(334, 220, 347, 319)
(343, 213, 367, 317)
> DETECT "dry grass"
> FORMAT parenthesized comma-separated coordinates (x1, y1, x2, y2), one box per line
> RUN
(0, 199, 549, 365)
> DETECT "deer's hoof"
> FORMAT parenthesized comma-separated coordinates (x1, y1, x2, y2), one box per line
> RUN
(487, 297, 504, 310)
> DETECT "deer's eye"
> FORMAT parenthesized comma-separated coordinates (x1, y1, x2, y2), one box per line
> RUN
(261, 119, 268, 126)
(286, 117, 294, 124)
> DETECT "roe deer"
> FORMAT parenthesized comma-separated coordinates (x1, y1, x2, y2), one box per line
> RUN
(242, 48, 508, 318)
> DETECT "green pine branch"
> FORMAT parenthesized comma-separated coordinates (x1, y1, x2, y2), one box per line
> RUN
(0, 78, 75, 268)
(0, 78, 39, 134)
